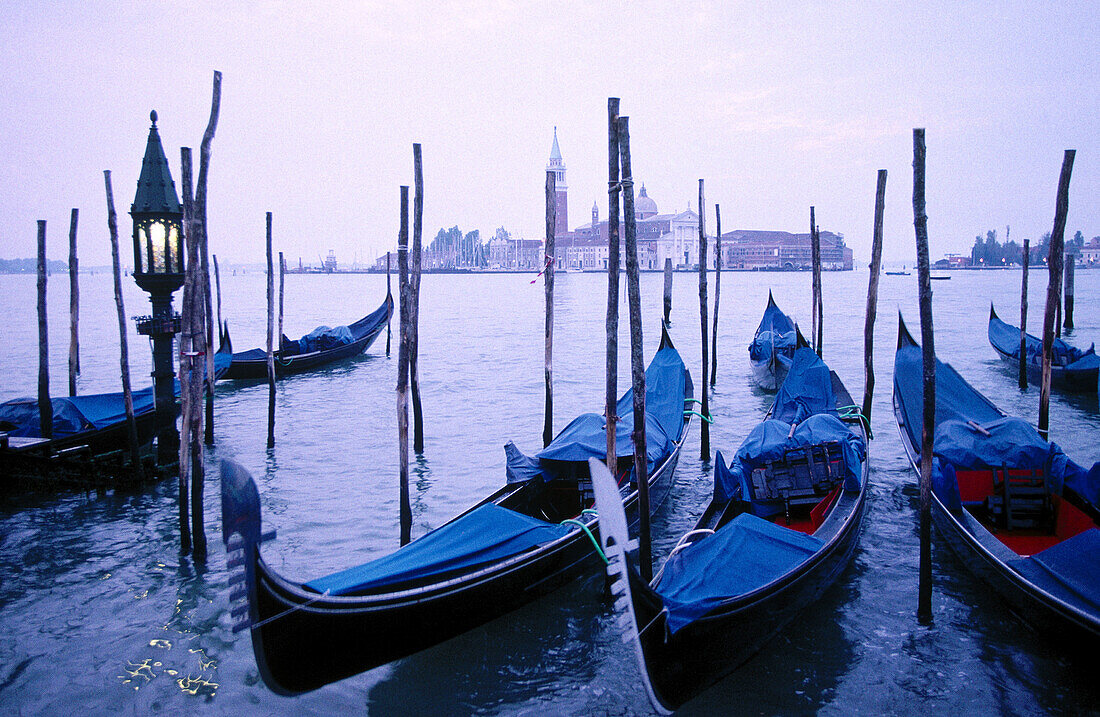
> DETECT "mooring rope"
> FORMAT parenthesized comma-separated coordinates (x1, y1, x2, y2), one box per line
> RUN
(560, 517, 608, 564)
(245, 588, 333, 631)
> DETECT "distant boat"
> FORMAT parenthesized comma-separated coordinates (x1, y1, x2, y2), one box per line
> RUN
(930, 275, 951, 280)
(885, 266, 910, 276)
(747, 291, 801, 391)
(988, 304, 1099, 393)
(221, 294, 392, 380)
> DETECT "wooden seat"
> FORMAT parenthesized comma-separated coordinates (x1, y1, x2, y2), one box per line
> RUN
(750, 442, 844, 525)
(985, 467, 1053, 532)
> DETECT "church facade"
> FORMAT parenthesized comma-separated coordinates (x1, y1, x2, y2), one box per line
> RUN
(546, 131, 852, 271)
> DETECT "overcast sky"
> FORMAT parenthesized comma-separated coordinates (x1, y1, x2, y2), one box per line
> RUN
(1, 1, 1096, 268)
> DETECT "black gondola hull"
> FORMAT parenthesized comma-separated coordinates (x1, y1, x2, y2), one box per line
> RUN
(222, 295, 392, 380)
(637, 492, 865, 710)
(894, 315, 1100, 643)
(226, 425, 686, 695)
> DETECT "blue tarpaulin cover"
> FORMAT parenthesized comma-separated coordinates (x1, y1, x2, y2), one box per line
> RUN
(772, 348, 838, 425)
(655, 512, 824, 633)
(748, 294, 796, 362)
(894, 339, 1100, 509)
(714, 348, 863, 506)
(304, 503, 573, 596)
(989, 308, 1099, 370)
(0, 385, 158, 438)
(714, 414, 865, 510)
(1010, 528, 1100, 615)
(506, 344, 689, 482)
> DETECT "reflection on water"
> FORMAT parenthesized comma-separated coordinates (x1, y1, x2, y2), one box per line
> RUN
(1, 269, 1099, 714)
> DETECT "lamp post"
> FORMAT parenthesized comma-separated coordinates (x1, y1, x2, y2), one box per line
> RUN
(131, 110, 185, 465)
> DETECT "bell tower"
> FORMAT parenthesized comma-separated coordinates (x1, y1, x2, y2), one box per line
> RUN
(547, 127, 568, 236)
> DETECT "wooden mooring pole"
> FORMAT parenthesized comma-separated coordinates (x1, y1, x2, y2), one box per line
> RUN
(1064, 257, 1075, 331)
(913, 128, 934, 623)
(68, 208, 79, 396)
(37, 220, 51, 440)
(213, 254, 223, 346)
(1019, 239, 1029, 390)
(181, 147, 208, 560)
(543, 169, 556, 448)
(811, 207, 823, 358)
(198, 71, 220, 449)
(104, 171, 143, 481)
(1039, 150, 1075, 442)
(618, 115, 652, 582)
(663, 258, 673, 327)
(710, 203, 721, 388)
(397, 186, 412, 545)
(385, 252, 392, 356)
(605, 97, 621, 474)
(862, 170, 887, 430)
(698, 179, 710, 460)
(411, 143, 425, 453)
(278, 252, 285, 357)
(266, 212, 276, 449)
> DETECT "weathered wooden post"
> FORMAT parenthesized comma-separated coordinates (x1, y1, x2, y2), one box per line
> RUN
(663, 257, 673, 326)
(197, 71, 221, 449)
(213, 254, 223, 345)
(811, 207, 823, 358)
(278, 252, 285, 355)
(1019, 239, 1030, 390)
(411, 143, 425, 453)
(397, 186, 412, 545)
(913, 128, 934, 623)
(710, 203, 721, 387)
(698, 179, 710, 460)
(37, 220, 51, 440)
(1064, 256, 1075, 331)
(266, 212, 276, 449)
(180, 147, 208, 560)
(68, 208, 79, 396)
(618, 115, 652, 582)
(385, 252, 392, 356)
(1039, 150, 1075, 441)
(104, 171, 143, 481)
(543, 169, 556, 447)
(605, 97, 621, 474)
(862, 170, 887, 430)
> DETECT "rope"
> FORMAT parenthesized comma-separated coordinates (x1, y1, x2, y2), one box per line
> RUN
(684, 410, 713, 424)
(560, 518, 608, 564)
(246, 589, 332, 631)
(837, 404, 871, 434)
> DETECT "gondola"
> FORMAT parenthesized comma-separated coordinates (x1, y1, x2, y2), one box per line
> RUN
(220, 294, 393, 380)
(594, 345, 868, 712)
(0, 337, 232, 460)
(747, 290, 799, 390)
(988, 303, 1099, 393)
(894, 314, 1100, 642)
(221, 329, 693, 694)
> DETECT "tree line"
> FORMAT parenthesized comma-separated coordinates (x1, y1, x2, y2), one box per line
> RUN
(969, 228, 1087, 266)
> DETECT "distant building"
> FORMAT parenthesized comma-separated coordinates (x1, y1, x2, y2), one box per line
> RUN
(549, 130, 852, 271)
(1081, 237, 1100, 265)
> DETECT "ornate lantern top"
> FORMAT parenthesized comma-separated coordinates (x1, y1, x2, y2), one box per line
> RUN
(132, 110, 181, 216)
(131, 110, 184, 290)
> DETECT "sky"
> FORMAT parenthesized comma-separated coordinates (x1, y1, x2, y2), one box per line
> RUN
(1, 1, 1097, 268)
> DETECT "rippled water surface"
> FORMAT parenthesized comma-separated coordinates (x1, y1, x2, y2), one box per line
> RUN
(1, 267, 1098, 715)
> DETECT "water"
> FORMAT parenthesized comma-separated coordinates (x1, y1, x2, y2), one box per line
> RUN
(2, 267, 1099, 715)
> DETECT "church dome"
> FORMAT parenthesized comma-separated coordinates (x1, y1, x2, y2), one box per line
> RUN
(635, 184, 658, 219)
